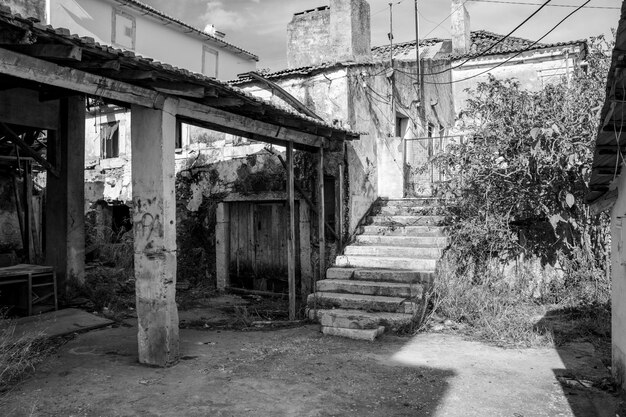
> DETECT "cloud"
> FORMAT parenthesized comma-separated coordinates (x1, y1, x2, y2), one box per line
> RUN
(203, 1, 248, 31)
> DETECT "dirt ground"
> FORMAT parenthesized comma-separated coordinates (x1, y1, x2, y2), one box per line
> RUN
(0, 296, 622, 417)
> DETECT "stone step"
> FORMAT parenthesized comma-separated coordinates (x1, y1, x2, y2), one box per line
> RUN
(335, 255, 437, 270)
(316, 279, 423, 298)
(361, 225, 446, 237)
(326, 267, 435, 285)
(309, 308, 414, 330)
(354, 234, 448, 247)
(376, 206, 446, 216)
(321, 326, 385, 341)
(344, 245, 442, 259)
(368, 215, 445, 226)
(308, 292, 419, 314)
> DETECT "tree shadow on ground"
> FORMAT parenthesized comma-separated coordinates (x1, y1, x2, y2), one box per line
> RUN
(535, 303, 622, 417)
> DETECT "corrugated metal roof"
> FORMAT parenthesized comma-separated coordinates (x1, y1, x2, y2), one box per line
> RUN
(586, 2, 626, 203)
(111, 0, 258, 61)
(0, 6, 358, 142)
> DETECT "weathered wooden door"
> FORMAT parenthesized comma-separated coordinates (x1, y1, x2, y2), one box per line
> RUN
(229, 201, 297, 293)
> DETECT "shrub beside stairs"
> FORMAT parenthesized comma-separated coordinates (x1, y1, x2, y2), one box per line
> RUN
(307, 197, 447, 340)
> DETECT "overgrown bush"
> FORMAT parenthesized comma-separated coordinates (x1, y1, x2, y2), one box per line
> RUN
(424, 36, 614, 345)
(432, 35, 612, 296)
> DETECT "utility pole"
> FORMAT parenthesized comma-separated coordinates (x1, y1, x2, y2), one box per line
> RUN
(388, 2, 394, 70)
(414, 0, 420, 81)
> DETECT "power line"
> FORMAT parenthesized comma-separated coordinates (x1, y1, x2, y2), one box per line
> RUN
(422, 0, 591, 85)
(468, 0, 619, 9)
(422, 0, 469, 39)
(426, 0, 554, 76)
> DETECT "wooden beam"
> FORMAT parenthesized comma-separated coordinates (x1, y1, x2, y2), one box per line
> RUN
(74, 60, 121, 71)
(0, 48, 164, 108)
(239, 72, 323, 121)
(12, 45, 82, 61)
(318, 147, 326, 296)
(149, 81, 206, 98)
(100, 69, 157, 81)
(177, 99, 325, 149)
(203, 97, 245, 107)
(286, 141, 296, 321)
(0, 123, 59, 177)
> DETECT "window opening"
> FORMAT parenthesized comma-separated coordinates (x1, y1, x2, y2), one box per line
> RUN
(100, 121, 119, 159)
(202, 46, 219, 78)
(112, 9, 136, 50)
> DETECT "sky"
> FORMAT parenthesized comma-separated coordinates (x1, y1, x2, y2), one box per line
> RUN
(140, 0, 620, 70)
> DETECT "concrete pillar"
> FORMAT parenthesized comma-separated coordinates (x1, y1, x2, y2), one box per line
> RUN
(299, 201, 312, 299)
(46, 96, 86, 292)
(215, 202, 230, 290)
(130, 98, 179, 367)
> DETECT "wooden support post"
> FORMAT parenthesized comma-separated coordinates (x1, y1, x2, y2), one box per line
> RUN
(318, 147, 326, 287)
(131, 98, 179, 367)
(46, 96, 85, 293)
(337, 163, 345, 251)
(22, 160, 33, 263)
(215, 202, 230, 290)
(286, 141, 296, 321)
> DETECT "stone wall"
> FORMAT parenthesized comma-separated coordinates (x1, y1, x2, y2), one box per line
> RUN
(287, 0, 372, 68)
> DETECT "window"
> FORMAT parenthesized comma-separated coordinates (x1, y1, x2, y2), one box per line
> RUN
(112, 9, 136, 50)
(100, 121, 120, 159)
(396, 115, 409, 138)
(202, 46, 219, 78)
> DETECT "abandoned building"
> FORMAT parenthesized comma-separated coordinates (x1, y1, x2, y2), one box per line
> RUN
(0, 4, 359, 365)
(587, 0, 626, 388)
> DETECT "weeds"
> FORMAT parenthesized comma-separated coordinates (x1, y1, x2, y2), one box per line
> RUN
(0, 316, 48, 393)
(426, 249, 608, 348)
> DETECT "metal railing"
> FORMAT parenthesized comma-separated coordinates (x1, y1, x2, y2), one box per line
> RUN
(403, 135, 464, 196)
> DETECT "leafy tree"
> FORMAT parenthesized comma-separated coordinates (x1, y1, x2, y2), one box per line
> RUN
(434, 35, 613, 289)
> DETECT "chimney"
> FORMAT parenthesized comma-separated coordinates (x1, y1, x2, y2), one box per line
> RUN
(330, 0, 372, 63)
(4, 0, 46, 21)
(451, 0, 471, 55)
(287, 6, 332, 69)
(287, 0, 372, 69)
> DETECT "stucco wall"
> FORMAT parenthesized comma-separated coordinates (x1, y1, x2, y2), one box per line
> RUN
(49, 0, 255, 80)
(452, 47, 582, 113)
(612, 170, 626, 386)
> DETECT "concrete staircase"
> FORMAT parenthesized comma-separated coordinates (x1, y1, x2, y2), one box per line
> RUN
(307, 197, 447, 340)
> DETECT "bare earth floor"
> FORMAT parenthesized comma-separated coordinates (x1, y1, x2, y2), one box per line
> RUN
(0, 321, 620, 417)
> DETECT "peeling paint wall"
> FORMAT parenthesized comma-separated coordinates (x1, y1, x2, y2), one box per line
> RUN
(238, 61, 455, 233)
(176, 151, 291, 286)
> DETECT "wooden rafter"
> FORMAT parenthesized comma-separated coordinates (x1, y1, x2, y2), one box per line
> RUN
(239, 71, 323, 121)
(0, 123, 59, 177)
